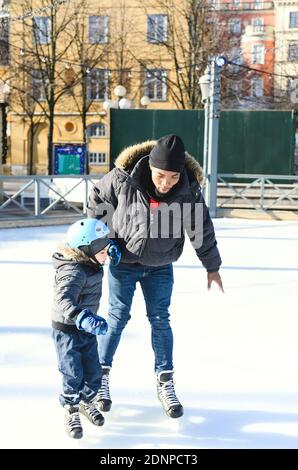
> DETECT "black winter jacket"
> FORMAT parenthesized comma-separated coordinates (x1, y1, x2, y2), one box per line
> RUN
(87, 140, 221, 271)
(51, 245, 103, 333)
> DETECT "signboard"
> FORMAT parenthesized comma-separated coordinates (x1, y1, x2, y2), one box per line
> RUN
(54, 143, 86, 175)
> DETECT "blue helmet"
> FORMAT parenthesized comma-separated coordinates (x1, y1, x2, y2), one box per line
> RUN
(66, 218, 110, 254)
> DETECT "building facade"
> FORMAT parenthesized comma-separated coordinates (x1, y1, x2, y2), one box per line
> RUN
(275, 1, 298, 103)
(213, 1, 275, 106)
(0, 0, 183, 175)
(1, 1, 296, 175)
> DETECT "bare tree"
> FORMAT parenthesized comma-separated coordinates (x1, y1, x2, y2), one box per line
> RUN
(8, 66, 45, 174)
(131, 0, 225, 109)
(61, 0, 111, 172)
(9, 0, 82, 173)
(108, 0, 136, 99)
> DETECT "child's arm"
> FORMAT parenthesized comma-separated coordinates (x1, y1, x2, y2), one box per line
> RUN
(55, 268, 86, 321)
(55, 267, 108, 335)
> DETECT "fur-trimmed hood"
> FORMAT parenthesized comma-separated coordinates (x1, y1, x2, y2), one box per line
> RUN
(114, 140, 204, 184)
(52, 244, 92, 269)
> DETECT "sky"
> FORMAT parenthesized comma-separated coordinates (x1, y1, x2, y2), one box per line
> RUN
(0, 217, 298, 449)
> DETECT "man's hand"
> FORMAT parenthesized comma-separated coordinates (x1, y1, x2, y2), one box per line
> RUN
(207, 271, 224, 293)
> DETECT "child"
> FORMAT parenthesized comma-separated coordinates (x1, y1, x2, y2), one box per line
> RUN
(51, 218, 120, 439)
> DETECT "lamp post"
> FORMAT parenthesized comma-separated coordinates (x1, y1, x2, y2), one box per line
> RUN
(199, 66, 211, 199)
(103, 85, 133, 111)
(103, 85, 151, 111)
(199, 56, 226, 218)
(140, 95, 151, 107)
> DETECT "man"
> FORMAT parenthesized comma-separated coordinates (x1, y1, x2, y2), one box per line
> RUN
(87, 134, 223, 419)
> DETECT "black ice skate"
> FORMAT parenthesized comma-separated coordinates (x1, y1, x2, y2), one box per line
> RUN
(95, 367, 112, 412)
(79, 401, 104, 426)
(64, 405, 83, 439)
(157, 371, 184, 419)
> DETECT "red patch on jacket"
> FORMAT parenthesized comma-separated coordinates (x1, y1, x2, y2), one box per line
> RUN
(150, 198, 160, 210)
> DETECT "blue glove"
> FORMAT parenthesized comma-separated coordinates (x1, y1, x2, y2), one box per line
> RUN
(107, 241, 121, 266)
(76, 309, 108, 335)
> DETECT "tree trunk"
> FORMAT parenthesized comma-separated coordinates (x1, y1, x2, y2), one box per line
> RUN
(47, 111, 54, 175)
(82, 108, 88, 174)
(28, 122, 34, 175)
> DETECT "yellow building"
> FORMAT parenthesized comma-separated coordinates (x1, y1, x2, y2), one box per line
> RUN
(1, 0, 188, 175)
(275, 2, 298, 101)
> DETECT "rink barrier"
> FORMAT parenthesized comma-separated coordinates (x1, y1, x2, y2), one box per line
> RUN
(0, 173, 298, 221)
(0, 175, 101, 219)
(217, 174, 298, 211)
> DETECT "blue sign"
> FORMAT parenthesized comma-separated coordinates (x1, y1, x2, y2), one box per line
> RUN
(54, 144, 86, 175)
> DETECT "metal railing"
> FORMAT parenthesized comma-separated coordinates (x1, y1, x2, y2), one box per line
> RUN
(217, 174, 298, 211)
(1, 173, 298, 222)
(0, 175, 102, 219)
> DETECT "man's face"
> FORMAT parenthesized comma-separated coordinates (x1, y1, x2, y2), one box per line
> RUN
(150, 165, 180, 194)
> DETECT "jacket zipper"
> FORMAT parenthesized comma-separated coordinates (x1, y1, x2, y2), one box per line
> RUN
(139, 198, 152, 259)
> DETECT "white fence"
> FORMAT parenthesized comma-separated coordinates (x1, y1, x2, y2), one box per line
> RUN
(0, 175, 102, 218)
(1, 173, 298, 221)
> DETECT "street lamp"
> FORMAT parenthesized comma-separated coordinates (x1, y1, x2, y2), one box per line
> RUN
(0, 2, 8, 19)
(103, 86, 151, 110)
(199, 56, 226, 218)
(199, 66, 211, 198)
(114, 85, 126, 98)
(103, 85, 134, 111)
(199, 67, 211, 102)
(140, 95, 151, 107)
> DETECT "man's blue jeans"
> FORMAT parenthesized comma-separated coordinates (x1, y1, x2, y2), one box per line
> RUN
(98, 263, 174, 373)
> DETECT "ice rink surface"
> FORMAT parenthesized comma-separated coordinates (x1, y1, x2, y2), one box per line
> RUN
(1, 218, 298, 448)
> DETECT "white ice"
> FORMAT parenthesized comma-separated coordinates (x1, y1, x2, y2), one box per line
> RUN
(0, 218, 298, 449)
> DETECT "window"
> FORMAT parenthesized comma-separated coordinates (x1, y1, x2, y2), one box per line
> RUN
(251, 76, 263, 97)
(288, 41, 298, 62)
(210, 0, 218, 8)
(147, 15, 167, 43)
(229, 47, 242, 72)
(288, 78, 298, 93)
(230, 0, 240, 10)
(32, 70, 46, 101)
(87, 123, 107, 138)
(228, 80, 242, 95)
(289, 12, 298, 28)
(33, 17, 51, 45)
(0, 18, 9, 65)
(229, 18, 241, 34)
(145, 69, 167, 101)
(287, 78, 298, 103)
(87, 69, 109, 100)
(89, 16, 109, 44)
(251, 17, 264, 32)
(252, 44, 264, 64)
(253, 0, 262, 10)
(89, 152, 107, 165)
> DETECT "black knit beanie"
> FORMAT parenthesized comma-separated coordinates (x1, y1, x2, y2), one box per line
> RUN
(149, 134, 185, 173)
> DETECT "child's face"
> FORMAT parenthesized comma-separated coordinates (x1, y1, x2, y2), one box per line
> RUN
(94, 247, 108, 264)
